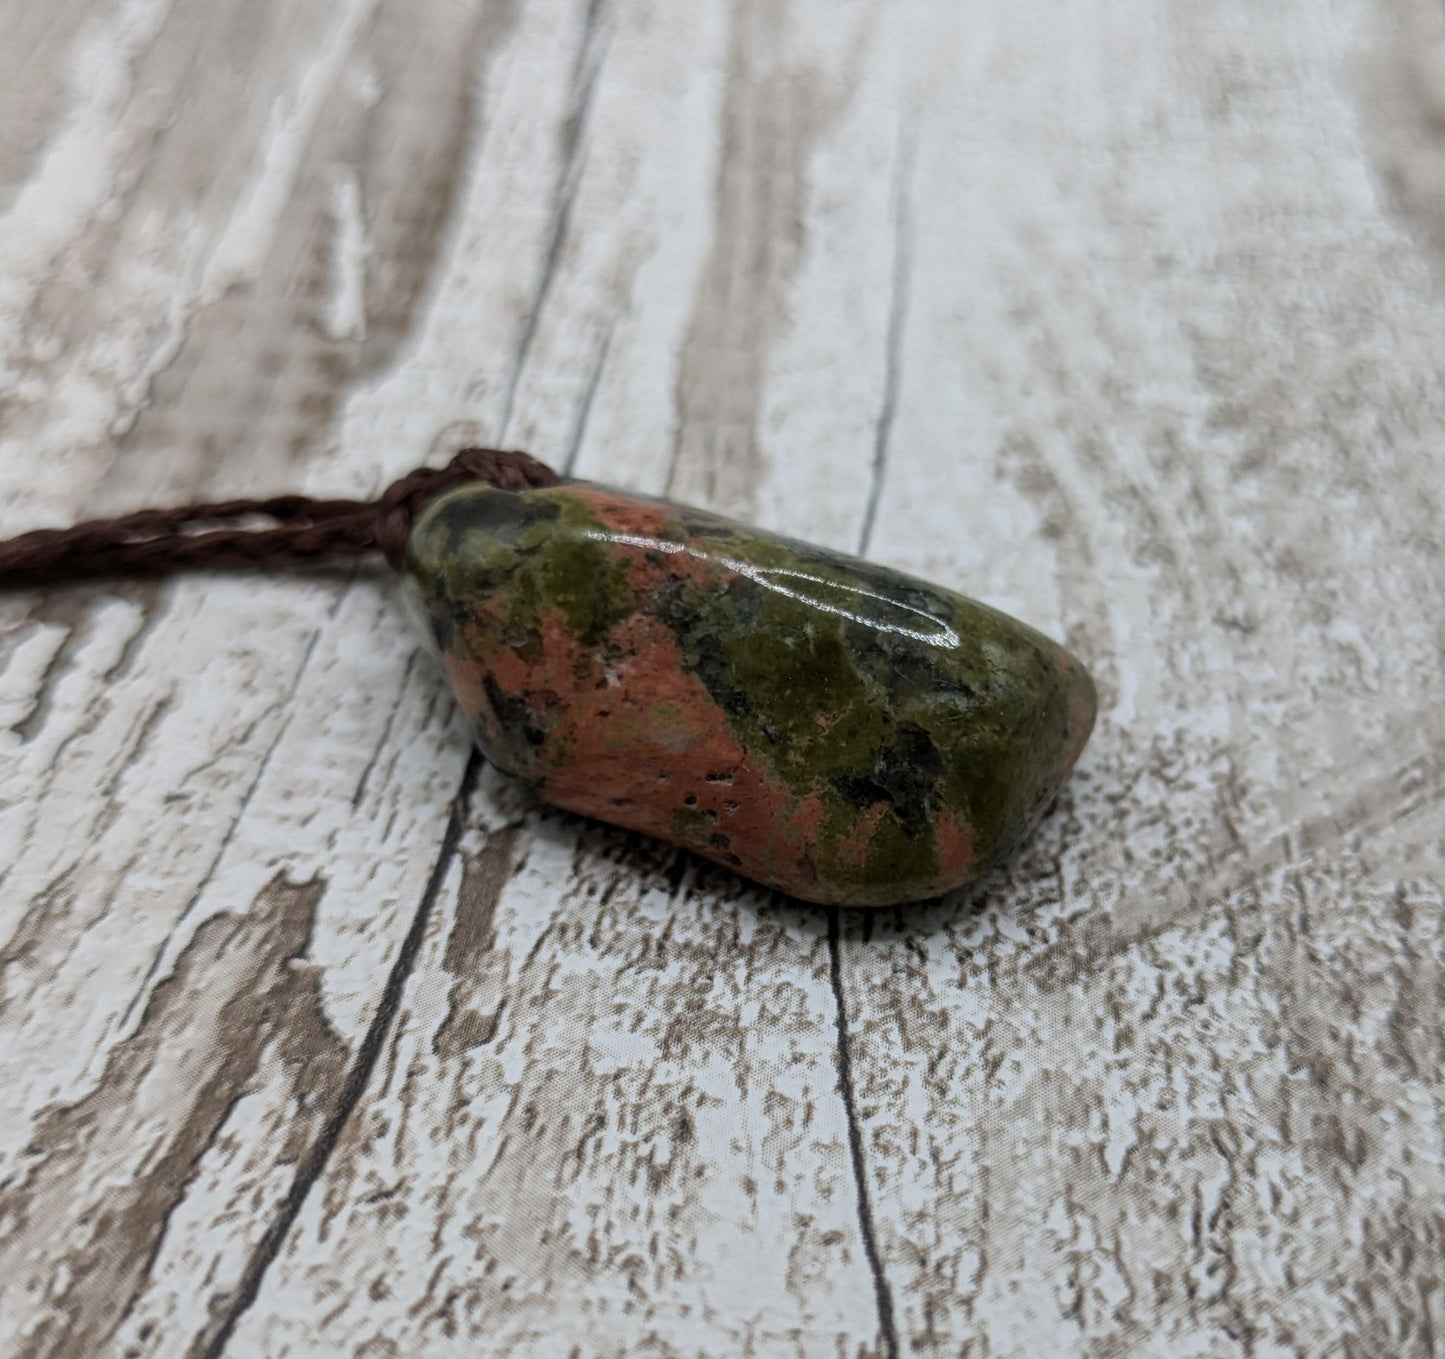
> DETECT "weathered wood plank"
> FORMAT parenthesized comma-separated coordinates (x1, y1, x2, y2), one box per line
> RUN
(2, 0, 899, 1353)
(837, 0, 1445, 1352)
(0, 0, 538, 1351)
(1, 0, 1443, 1354)
(229, 2, 907, 1352)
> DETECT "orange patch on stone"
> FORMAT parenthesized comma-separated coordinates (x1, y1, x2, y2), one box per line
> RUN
(453, 598, 835, 899)
(934, 806, 976, 881)
(1051, 645, 1097, 776)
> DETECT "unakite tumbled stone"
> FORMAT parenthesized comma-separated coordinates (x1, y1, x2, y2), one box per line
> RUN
(404, 482, 1095, 906)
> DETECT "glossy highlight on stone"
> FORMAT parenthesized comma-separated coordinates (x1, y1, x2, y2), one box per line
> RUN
(404, 482, 1096, 906)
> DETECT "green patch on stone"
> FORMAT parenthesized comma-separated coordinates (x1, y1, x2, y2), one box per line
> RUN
(671, 803, 715, 848)
(812, 798, 941, 901)
(659, 514, 1077, 880)
(410, 485, 638, 651)
(655, 529, 960, 891)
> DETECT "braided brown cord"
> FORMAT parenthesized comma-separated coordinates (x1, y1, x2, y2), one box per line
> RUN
(0, 448, 561, 587)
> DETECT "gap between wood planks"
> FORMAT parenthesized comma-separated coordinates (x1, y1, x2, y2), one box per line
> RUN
(198, 751, 484, 1358)
(828, 908, 901, 1359)
(182, 747, 909, 1357)
(198, 69, 918, 1358)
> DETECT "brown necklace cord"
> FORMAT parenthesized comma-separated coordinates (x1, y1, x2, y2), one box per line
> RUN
(0, 448, 561, 588)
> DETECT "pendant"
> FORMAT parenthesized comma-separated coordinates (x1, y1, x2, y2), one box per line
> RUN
(404, 481, 1095, 906)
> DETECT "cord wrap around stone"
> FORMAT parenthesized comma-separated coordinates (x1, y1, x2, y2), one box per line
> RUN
(370, 449, 561, 568)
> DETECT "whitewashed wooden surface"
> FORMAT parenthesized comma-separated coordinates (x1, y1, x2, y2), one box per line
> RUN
(2, 0, 1444, 1355)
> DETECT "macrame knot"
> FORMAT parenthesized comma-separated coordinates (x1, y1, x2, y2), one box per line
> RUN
(0, 448, 561, 587)
(370, 448, 561, 568)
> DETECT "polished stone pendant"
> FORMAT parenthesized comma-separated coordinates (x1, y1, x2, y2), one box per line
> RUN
(404, 482, 1096, 906)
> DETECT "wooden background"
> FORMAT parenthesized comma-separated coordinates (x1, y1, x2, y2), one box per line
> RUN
(2, 0, 1443, 1354)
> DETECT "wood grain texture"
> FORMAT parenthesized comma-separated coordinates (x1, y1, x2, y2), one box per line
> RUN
(1, 0, 1443, 1355)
